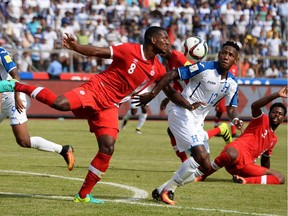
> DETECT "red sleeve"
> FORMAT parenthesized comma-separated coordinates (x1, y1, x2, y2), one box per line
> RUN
(111, 43, 133, 60)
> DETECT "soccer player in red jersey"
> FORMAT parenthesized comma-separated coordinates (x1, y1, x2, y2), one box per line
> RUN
(0, 26, 172, 203)
(196, 86, 287, 184)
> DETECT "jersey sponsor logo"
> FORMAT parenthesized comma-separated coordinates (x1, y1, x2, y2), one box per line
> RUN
(4, 55, 12, 63)
(189, 64, 199, 73)
(207, 80, 216, 85)
(150, 70, 155, 76)
(79, 90, 85, 95)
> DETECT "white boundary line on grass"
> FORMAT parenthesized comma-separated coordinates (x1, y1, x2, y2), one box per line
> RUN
(0, 170, 281, 216)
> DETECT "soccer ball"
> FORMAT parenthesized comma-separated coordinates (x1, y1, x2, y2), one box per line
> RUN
(184, 36, 208, 61)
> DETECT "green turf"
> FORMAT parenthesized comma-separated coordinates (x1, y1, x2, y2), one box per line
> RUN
(0, 119, 287, 216)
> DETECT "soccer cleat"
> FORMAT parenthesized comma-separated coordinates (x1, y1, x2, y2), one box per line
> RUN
(152, 189, 162, 201)
(60, 145, 75, 171)
(121, 118, 127, 130)
(152, 189, 175, 202)
(232, 175, 247, 184)
(135, 128, 142, 134)
(74, 194, 105, 204)
(219, 123, 232, 144)
(0, 79, 18, 93)
(161, 191, 176, 205)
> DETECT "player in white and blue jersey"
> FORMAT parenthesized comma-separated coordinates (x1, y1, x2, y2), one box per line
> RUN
(134, 41, 244, 205)
(0, 47, 75, 171)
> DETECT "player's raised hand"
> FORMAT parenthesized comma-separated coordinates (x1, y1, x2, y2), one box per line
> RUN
(278, 86, 288, 98)
(62, 33, 78, 50)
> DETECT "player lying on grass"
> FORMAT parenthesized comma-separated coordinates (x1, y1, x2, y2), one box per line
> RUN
(195, 86, 287, 184)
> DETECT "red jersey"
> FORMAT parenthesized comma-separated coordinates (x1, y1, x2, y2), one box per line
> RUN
(166, 50, 193, 92)
(229, 64, 238, 77)
(233, 113, 277, 161)
(167, 50, 193, 70)
(94, 43, 166, 105)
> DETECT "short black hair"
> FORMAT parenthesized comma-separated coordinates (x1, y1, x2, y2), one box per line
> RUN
(144, 26, 165, 44)
(222, 41, 240, 52)
(270, 102, 287, 116)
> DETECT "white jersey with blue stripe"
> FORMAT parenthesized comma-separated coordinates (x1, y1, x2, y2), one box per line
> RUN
(0, 47, 16, 81)
(176, 61, 238, 124)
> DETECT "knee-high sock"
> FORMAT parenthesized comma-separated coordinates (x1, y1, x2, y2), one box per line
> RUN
(136, 113, 147, 129)
(163, 157, 201, 192)
(78, 152, 112, 198)
(30, 136, 62, 153)
(243, 175, 280, 184)
(206, 127, 221, 139)
(230, 123, 237, 135)
(15, 83, 57, 107)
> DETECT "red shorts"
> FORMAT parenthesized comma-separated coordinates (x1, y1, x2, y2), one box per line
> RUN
(215, 98, 226, 113)
(222, 142, 267, 177)
(64, 88, 119, 139)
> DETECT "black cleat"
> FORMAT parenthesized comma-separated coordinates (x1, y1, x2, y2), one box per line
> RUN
(152, 188, 174, 201)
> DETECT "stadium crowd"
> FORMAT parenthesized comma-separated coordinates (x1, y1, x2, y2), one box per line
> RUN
(0, 0, 287, 77)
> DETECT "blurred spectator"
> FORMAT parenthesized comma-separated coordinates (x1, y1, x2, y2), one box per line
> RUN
(27, 16, 41, 35)
(43, 26, 57, 49)
(41, 38, 53, 71)
(209, 23, 222, 55)
(17, 51, 34, 72)
(29, 35, 42, 71)
(47, 53, 62, 79)
(246, 58, 258, 78)
(105, 24, 121, 45)
(7, 0, 22, 20)
(240, 58, 250, 78)
(264, 64, 279, 78)
(266, 32, 282, 66)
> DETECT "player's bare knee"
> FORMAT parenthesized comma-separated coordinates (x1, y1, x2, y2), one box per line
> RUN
(226, 147, 238, 161)
(97, 136, 115, 155)
(16, 138, 31, 148)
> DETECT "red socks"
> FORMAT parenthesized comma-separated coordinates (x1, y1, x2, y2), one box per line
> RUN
(207, 127, 221, 139)
(244, 175, 280, 184)
(78, 152, 112, 198)
(15, 82, 57, 107)
(231, 124, 237, 136)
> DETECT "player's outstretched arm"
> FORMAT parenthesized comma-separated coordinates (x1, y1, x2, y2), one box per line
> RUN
(251, 86, 288, 118)
(61, 33, 111, 58)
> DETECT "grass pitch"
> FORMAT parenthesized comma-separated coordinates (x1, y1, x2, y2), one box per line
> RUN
(0, 119, 287, 216)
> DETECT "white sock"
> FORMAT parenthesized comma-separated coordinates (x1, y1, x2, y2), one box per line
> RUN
(163, 157, 200, 192)
(157, 180, 170, 193)
(124, 110, 132, 121)
(30, 136, 63, 153)
(137, 113, 147, 129)
(182, 168, 204, 185)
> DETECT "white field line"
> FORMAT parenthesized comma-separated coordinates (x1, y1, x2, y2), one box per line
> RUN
(0, 170, 281, 216)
